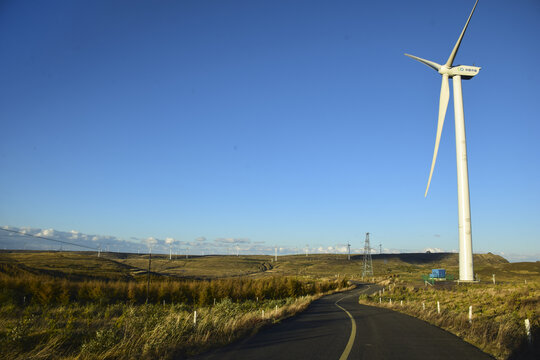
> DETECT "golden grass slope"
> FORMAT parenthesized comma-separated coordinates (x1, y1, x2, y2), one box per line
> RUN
(360, 278, 540, 359)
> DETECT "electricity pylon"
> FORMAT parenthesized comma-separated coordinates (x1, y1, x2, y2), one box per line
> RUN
(362, 232, 373, 279)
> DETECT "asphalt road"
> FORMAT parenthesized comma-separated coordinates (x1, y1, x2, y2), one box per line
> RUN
(193, 284, 493, 360)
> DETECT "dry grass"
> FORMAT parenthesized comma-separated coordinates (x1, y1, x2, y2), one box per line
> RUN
(0, 250, 510, 282)
(0, 269, 350, 359)
(359, 280, 540, 359)
(0, 298, 313, 360)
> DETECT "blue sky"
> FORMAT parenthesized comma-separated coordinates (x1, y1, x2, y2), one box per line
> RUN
(1, 0, 539, 261)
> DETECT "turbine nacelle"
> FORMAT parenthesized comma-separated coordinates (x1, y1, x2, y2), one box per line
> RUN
(440, 65, 481, 79)
(404, 54, 481, 80)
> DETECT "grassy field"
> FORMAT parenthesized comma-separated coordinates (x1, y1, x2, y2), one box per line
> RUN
(0, 292, 329, 359)
(360, 265, 540, 359)
(0, 250, 512, 281)
(0, 251, 353, 359)
(1, 250, 537, 359)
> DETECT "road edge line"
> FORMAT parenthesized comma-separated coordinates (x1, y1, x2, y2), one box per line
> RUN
(334, 285, 371, 360)
(335, 300, 356, 360)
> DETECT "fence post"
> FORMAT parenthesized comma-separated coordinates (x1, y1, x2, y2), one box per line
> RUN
(525, 319, 532, 344)
(469, 306, 472, 323)
(194, 310, 197, 325)
(437, 301, 440, 314)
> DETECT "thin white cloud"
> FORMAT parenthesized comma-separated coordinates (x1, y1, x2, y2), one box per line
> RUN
(214, 238, 251, 244)
(37, 228, 55, 237)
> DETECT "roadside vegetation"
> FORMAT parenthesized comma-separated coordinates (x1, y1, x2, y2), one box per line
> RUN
(0, 266, 349, 359)
(359, 277, 539, 359)
(1, 250, 535, 359)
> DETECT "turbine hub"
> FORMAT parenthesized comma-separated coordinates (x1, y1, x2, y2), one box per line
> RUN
(438, 66, 451, 76)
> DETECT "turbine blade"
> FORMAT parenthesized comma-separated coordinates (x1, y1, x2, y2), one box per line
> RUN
(445, 0, 479, 68)
(404, 54, 441, 72)
(425, 74, 450, 197)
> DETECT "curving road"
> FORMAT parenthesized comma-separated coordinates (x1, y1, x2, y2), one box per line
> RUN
(193, 284, 493, 360)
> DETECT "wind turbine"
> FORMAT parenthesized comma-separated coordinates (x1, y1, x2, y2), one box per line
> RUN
(405, 0, 480, 281)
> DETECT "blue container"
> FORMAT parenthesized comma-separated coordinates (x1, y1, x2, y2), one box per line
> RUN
(430, 269, 446, 278)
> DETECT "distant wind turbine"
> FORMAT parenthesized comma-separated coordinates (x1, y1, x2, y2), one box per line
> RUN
(405, 0, 481, 281)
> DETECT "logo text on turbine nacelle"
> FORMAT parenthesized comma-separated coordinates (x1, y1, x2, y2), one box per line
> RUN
(450, 65, 481, 79)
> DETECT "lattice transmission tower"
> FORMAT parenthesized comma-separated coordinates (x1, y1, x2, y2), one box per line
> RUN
(362, 232, 373, 279)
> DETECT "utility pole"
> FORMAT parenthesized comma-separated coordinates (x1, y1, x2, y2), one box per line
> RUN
(347, 243, 351, 260)
(379, 243, 382, 254)
(274, 246, 278, 262)
(362, 233, 373, 279)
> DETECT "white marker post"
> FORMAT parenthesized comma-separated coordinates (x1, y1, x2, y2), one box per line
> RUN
(194, 310, 197, 325)
(469, 306, 473, 323)
(492, 274, 496, 285)
(400, 300, 403, 306)
(525, 319, 532, 344)
(437, 301, 441, 314)
(262, 310, 265, 319)
(422, 302, 425, 310)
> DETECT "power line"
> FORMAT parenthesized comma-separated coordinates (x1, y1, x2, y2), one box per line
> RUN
(0, 228, 99, 251)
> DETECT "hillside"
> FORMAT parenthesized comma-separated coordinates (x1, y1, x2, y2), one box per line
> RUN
(0, 250, 517, 282)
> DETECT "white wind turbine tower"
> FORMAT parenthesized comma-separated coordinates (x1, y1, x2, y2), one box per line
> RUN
(405, 0, 481, 281)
